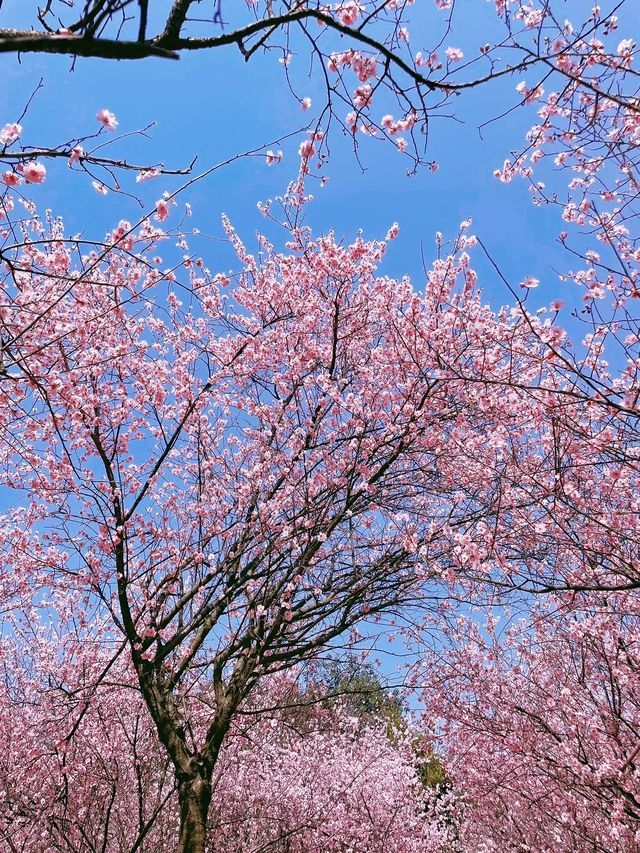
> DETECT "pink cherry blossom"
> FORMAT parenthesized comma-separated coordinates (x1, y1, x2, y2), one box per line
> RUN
(298, 139, 315, 158)
(136, 167, 161, 183)
(617, 38, 635, 60)
(337, 1, 362, 26)
(96, 107, 118, 131)
(265, 149, 283, 165)
(520, 275, 540, 288)
(445, 46, 464, 62)
(21, 160, 46, 184)
(1, 170, 21, 186)
(68, 145, 84, 165)
(0, 122, 22, 145)
(155, 198, 170, 221)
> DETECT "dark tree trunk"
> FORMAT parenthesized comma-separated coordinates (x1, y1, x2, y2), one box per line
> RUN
(177, 773, 211, 853)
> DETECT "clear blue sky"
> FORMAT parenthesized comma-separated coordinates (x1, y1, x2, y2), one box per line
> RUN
(0, 0, 573, 313)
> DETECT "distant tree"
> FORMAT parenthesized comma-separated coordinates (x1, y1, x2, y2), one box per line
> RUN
(306, 656, 405, 728)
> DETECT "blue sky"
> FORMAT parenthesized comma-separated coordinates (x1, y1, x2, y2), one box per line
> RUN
(0, 0, 574, 313)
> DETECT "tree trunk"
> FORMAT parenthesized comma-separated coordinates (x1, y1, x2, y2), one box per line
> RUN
(177, 773, 211, 853)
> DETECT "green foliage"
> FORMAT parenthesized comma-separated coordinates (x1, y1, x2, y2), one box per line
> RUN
(413, 737, 448, 789)
(308, 657, 405, 732)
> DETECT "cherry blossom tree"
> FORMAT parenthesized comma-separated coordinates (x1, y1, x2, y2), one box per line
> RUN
(421, 594, 640, 852)
(0, 164, 563, 849)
